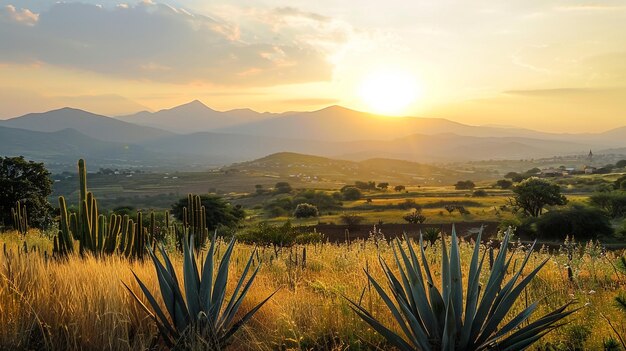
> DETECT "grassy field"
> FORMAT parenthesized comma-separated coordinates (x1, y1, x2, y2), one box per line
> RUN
(1, 229, 625, 350)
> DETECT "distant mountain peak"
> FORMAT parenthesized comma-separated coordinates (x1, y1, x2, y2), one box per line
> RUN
(174, 99, 213, 111)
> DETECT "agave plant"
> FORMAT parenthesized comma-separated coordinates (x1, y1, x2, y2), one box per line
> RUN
(125, 234, 276, 349)
(347, 226, 577, 351)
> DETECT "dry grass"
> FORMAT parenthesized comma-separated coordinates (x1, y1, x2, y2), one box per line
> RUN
(1, 229, 625, 350)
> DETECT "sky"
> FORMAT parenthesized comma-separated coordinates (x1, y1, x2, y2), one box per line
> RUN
(0, 0, 625, 132)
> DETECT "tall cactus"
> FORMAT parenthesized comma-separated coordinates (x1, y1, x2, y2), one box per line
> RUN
(177, 194, 209, 251)
(10, 201, 28, 235)
(53, 159, 151, 260)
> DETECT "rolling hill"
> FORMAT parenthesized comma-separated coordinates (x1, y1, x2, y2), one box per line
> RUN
(0, 107, 173, 143)
(222, 152, 495, 185)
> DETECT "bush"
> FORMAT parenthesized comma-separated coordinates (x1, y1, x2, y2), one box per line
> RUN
(293, 203, 319, 218)
(534, 206, 613, 240)
(472, 189, 488, 197)
(454, 180, 476, 190)
(340, 213, 364, 227)
(403, 210, 426, 224)
(341, 187, 362, 200)
(495, 179, 513, 189)
(274, 181, 293, 194)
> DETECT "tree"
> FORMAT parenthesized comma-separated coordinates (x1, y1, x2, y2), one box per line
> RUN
(511, 177, 567, 217)
(617, 160, 626, 168)
(394, 185, 406, 192)
(0, 156, 53, 229)
(293, 203, 319, 218)
(403, 209, 426, 224)
(454, 180, 476, 190)
(377, 182, 389, 191)
(472, 189, 488, 197)
(274, 182, 292, 194)
(495, 179, 513, 189)
(341, 186, 362, 200)
(171, 194, 245, 231)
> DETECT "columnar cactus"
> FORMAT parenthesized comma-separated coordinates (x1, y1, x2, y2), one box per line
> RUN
(53, 159, 155, 260)
(10, 201, 28, 235)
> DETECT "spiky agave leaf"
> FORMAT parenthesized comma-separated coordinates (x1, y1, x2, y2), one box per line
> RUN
(348, 225, 577, 351)
(124, 234, 275, 347)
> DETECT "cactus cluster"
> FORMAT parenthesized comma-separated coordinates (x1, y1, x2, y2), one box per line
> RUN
(175, 194, 210, 250)
(10, 201, 28, 235)
(53, 159, 159, 259)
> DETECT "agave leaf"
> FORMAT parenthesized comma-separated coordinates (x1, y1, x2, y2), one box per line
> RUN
(393, 240, 438, 336)
(122, 281, 176, 346)
(147, 246, 190, 331)
(209, 237, 237, 322)
(470, 228, 513, 340)
(442, 296, 457, 351)
(183, 234, 201, 320)
(499, 325, 562, 351)
(449, 225, 464, 328)
(346, 298, 418, 351)
(199, 230, 217, 311)
(476, 256, 550, 346)
(459, 228, 484, 349)
(220, 289, 279, 344)
(126, 272, 178, 338)
(441, 230, 451, 303)
(365, 267, 417, 344)
(217, 254, 260, 331)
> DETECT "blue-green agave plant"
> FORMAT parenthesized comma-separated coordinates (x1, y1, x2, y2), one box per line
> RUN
(347, 226, 578, 351)
(124, 234, 276, 348)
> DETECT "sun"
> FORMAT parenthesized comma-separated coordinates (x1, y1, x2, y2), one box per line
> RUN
(358, 70, 421, 116)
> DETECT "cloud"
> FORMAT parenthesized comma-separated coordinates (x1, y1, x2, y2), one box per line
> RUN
(0, 2, 342, 86)
(0, 5, 38, 25)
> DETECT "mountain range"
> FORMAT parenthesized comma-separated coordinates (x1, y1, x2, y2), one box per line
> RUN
(1, 101, 624, 170)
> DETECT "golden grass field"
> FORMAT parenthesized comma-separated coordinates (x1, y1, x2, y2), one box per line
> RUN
(1, 229, 625, 350)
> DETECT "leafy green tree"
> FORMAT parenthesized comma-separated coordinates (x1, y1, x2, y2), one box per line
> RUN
(340, 213, 364, 227)
(590, 192, 626, 218)
(511, 177, 567, 217)
(0, 156, 53, 229)
(394, 185, 406, 192)
(341, 186, 362, 200)
(377, 182, 389, 191)
(616, 160, 626, 168)
(171, 194, 244, 231)
(273, 181, 292, 194)
(293, 203, 319, 218)
(454, 180, 475, 190)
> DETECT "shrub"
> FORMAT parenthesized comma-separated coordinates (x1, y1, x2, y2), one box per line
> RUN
(341, 187, 362, 200)
(274, 181, 293, 194)
(472, 189, 488, 197)
(495, 179, 513, 189)
(535, 206, 613, 240)
(454, 180, 476, 190)
(403, 210, 426, 224)
(293, 203, 319, 218)
(339, 213, 364, 227)
(394, 185, 406, 192)
(171, 194, 245, 231)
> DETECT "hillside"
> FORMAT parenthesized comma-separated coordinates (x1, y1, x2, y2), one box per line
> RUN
(223, 152, 495, 185)
(0, 126, 157, 167)
(0, 107, 173, 143)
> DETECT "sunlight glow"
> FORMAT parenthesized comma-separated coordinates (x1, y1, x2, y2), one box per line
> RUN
(358, 70, 421, 115)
